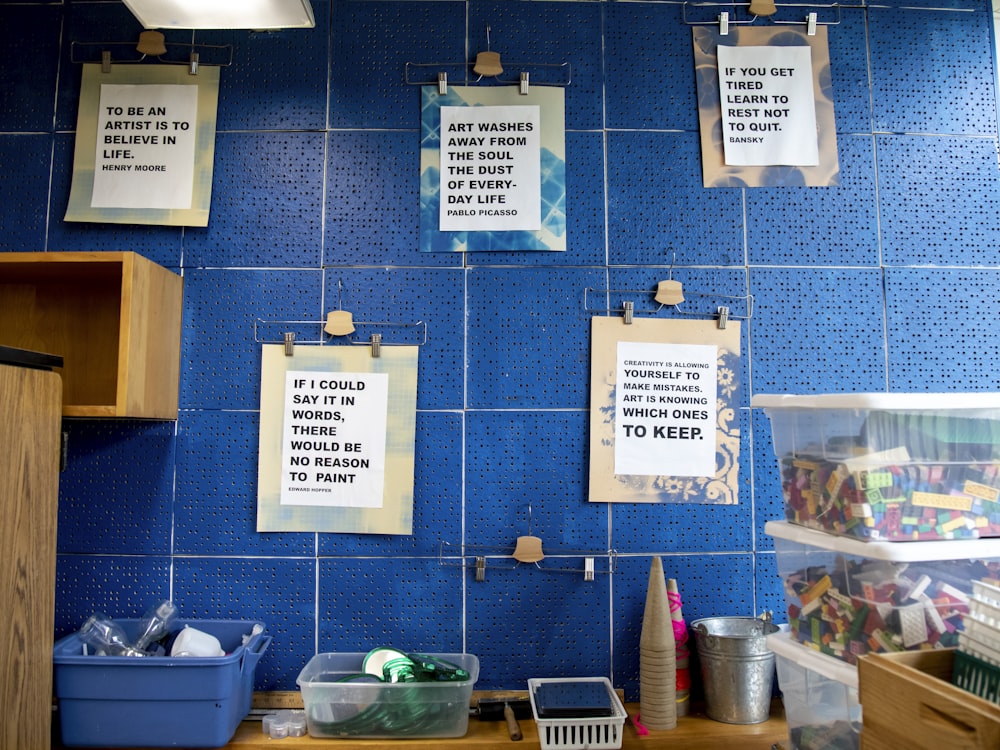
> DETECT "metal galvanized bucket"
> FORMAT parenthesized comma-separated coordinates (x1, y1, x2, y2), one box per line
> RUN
(691, 616, 779, 724)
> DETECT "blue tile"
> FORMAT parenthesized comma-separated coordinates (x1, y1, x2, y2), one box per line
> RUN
(182, 132, 325, 267)
(465, 131, 607, 266)
(870, 8, 996, 134)
(195, 0, 329, 131)
(179, 268, 323, 410)
(828, 8, 873, 134)
(465, 410, 606, 551)
(612, 501, 753, 554)
(317, 558, 464, 654)
(886, 268, 1000, 391)
(749, 267, 887, 394)
(0, 5, 60, 131)
(607, 131, 744, 265)
(606, 3, 699, 131)
(0, 135, 52, 251)
(467, 267, 606, 409)
(325, 131, 458, 267)
(754, 551, 783, 622)
(752, 411, 785, 550)
(55, 554, 172, 639)
(175, 411, 315, 556)
(318, 411, 463, 556)
(877, 135, 1000, 264)
(174, 557, 316, 690)
(876, 0, 987, 12)
(747, 135, 878, 265)
(48, 134, 184, 263)
(56, 2, 152, 131)
(322, 268, 465, 410)
(57, 420, 176, 555)
(469, 0, 604, 130)
(329, 0, 466, 129)
(467, 566, 611, 689)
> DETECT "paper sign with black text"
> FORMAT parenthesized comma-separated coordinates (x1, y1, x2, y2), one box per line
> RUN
(91, 83, 199, 209)
(716, 45, 818, 166)
(439, 104, 541, 231)
(279, 370, 388, 508)
(614, 341, 718, 477)
(65, 63, 219, 226)
(419, 85, 566, 252)
(693, 26, 839, 188)
(589, 316, 742, 504)
(257, 344, 417, 534)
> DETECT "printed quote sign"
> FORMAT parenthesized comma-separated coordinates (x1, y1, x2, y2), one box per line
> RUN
(92, 84, 198, 209)
(439, 104, 540, 231)
(716, 45, 818, 166)
(614, 341, 718, 477)
(65, 63, 219, 226)
(419, 85, 566, 252)
(589, 316, 742, 505)
(280, 370, 388, 508)
(257, 345, 418, 534)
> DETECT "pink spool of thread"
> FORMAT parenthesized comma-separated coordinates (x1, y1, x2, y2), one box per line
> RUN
(667, 579, 691, 716)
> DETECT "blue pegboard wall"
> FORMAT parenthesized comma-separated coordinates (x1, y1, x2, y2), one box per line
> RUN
(886, 267, 1000, 392)
(57, 421, 176, 556)
(749, 267, 888, 394)
(876, 136, 1000, 264)
(2, 0, 998, 700)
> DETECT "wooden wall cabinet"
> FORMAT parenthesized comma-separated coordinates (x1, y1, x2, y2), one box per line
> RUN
(0, 252, 183, 419)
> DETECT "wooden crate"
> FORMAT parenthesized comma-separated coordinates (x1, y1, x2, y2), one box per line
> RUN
(858, 648, 1000, 750)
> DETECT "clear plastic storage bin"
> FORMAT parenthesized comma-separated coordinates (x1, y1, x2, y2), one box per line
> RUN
(768, 630, 861, 750)
(754, 393, 1000, 541)
(296, 652, 479, 739)
(768, 520, 1000, 664)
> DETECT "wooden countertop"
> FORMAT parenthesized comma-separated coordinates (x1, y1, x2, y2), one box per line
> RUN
(226, 693, 788, 750)
(54, 692, 788, 750)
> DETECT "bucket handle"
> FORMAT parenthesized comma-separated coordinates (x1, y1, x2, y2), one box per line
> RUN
(693, 613, 773, 644)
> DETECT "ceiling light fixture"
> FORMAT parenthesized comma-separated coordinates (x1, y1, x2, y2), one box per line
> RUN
(122, 0, 315, 30)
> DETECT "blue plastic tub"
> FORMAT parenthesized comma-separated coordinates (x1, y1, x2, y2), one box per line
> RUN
(53, 619, 270, 748)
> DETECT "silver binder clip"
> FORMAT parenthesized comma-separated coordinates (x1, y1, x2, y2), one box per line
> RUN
(283, 332, 295, 356)
(475, 556, 486, 582)
(717, 306, 730, 330)
(623, 300, 634, 325)
(370, 333, 382, 358)
(807, 12, 817, 35)
(584, 557, 595, 582)
(520, 71, 530, 95)
(719, 11, 730, 36)
(437, 71, 447, 95)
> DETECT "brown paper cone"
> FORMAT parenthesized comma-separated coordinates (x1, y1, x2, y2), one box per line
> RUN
(639, 556, 677, 730)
